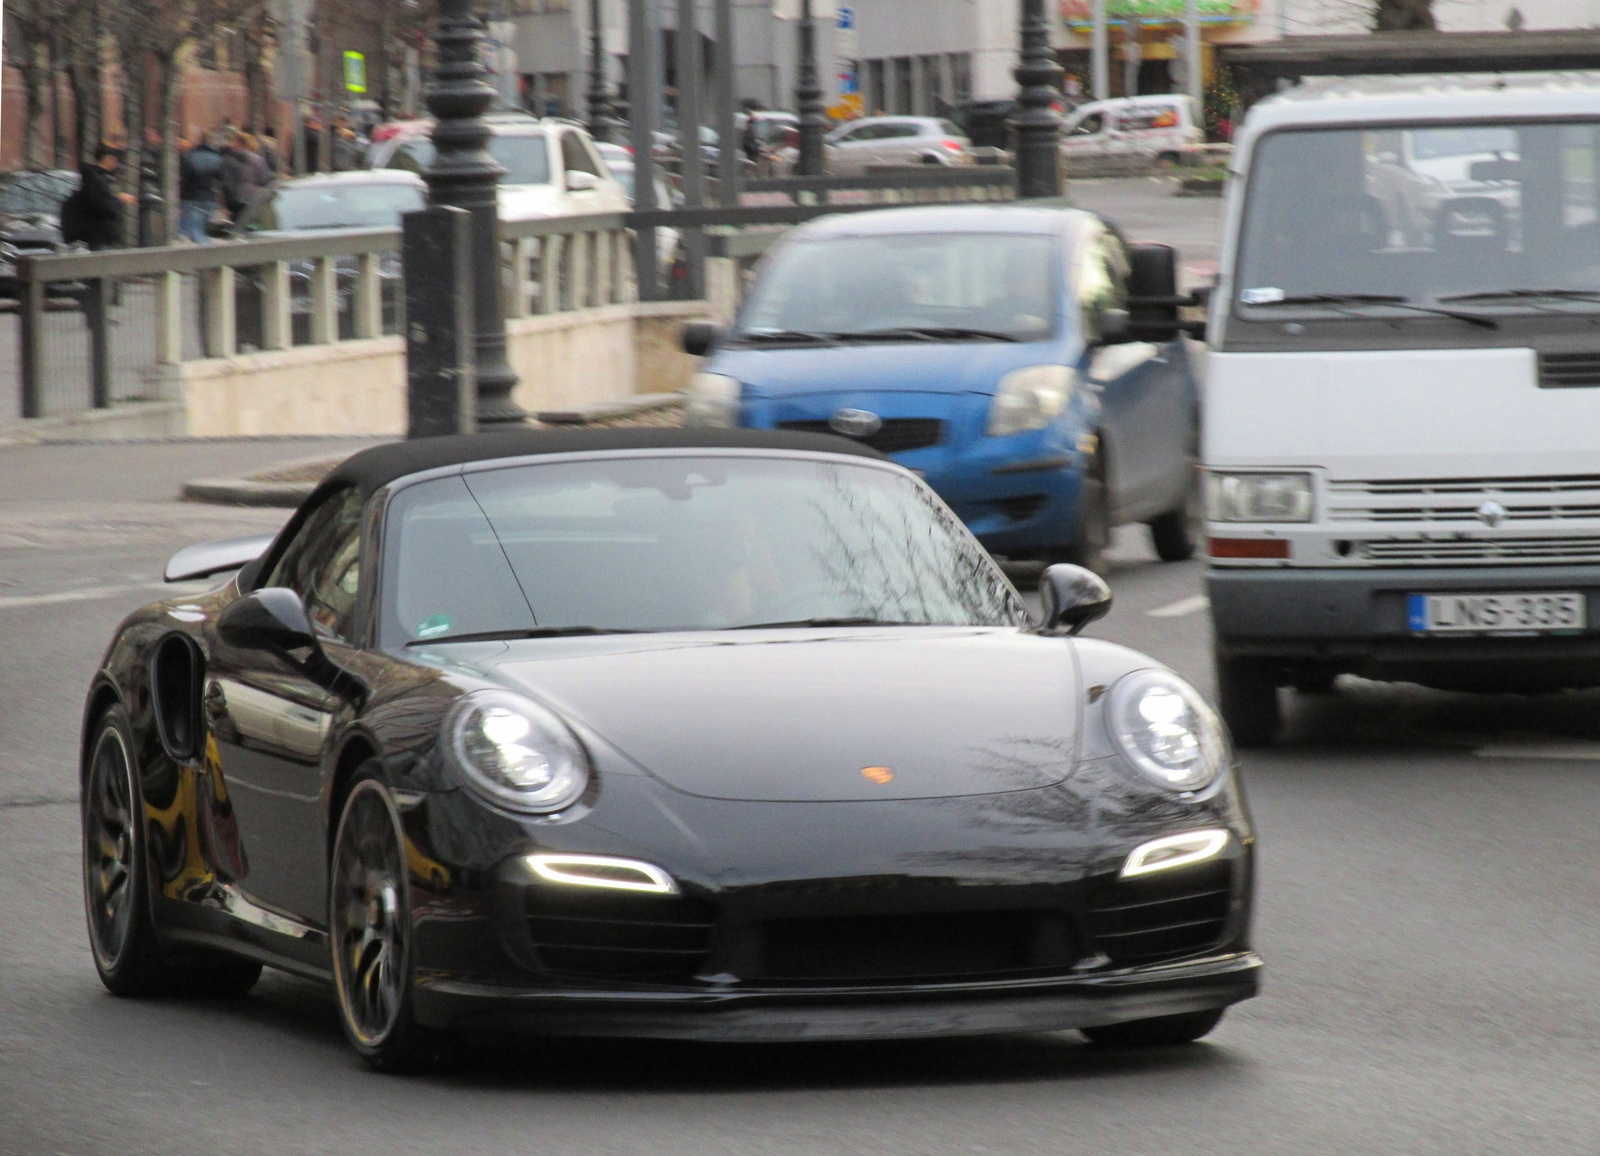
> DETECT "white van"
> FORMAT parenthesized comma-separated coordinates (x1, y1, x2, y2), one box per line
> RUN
(1062, 95, 1203, 162)
(1204, 74, 1600, 744)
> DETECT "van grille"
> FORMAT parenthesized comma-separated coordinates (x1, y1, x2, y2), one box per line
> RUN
(1087, 861, 1233, 967)
(1540, 351, 1600, 389)
(1328, 475, 1600, 526)
(1362, 535, 1600, 565)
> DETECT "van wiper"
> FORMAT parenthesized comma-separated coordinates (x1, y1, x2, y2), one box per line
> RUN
(1438, 288, 1600, 304)
(407, 626, 639, 646)
(1256, 293, 1499, 330)
(832, 327, 1022, 343)
(728, 616, 919, 629)
(732, 329, 838, 346)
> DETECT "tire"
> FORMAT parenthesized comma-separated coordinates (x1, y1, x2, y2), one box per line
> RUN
(82, 704, 262, 998)
(1148, 457, 1202, 563)
(1051, 440, 1111, 577)
(1215, 651, 1281, 748)
(330, 767, 442, 1071)
(1081, 1008, 1224, 1048)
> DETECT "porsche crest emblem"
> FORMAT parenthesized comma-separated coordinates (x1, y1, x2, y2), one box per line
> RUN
(860, 766, 894, 785)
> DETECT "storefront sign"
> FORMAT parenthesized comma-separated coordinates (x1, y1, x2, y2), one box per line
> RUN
(1059, 0, 1257, 27)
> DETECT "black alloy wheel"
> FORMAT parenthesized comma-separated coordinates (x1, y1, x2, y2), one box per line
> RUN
(1081, 1007, 1224, 1048)
(82, 705, 261, 997)
(1215, 649, 1281, 748)
(1149, 439, 1202, 563)
(330, 769, 434, 1070)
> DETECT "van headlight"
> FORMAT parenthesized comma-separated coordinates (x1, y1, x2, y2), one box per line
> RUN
(1206, 472, 1313, 522)
(445, 690, 590, 813)
(987, 365, 1076, 437)
(1106, 670, 1227, 792)
(685, 372, 741, 428)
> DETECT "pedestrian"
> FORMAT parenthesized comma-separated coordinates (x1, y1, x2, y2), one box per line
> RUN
(236, 131, 273, 215)
(177, 130, 224, 244)
(220, 132, 253, 220)
(59, 143, 135, 251)
(302, 114, 323, 174)
(259, 125, 280, 175)
(331, 120, 363, 172)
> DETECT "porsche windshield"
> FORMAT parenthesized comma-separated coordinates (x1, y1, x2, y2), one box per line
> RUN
(736, 233, 1059, 342)
(1236, 120, 1600, 312)
(382, 455, 1024, 641)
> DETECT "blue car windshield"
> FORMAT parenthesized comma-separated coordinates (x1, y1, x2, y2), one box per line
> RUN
(737, 232, 1060, 341)
(382, 455, 1026, 641)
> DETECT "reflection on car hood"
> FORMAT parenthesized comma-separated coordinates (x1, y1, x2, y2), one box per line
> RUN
(497, 182, 629, 221)
(477, 627, 1081, 802)
(712, 341, 1064, 399)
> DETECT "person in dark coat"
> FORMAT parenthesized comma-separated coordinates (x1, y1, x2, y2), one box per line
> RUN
(259, 126, 281, 175)
(60, 145, 133, 251)
(178, 132, 225, 244)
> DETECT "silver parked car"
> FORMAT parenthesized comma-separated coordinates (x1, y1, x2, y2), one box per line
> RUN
(824, 117, 973, 175)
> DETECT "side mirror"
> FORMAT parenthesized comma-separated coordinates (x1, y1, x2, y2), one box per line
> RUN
(681, 321, 724, 357)
(1126, 242, 1181, 341)
(1039, 563, 1112, 635)
(565, 170, 600, 191)
(217, 587, 320, 654)
(164, 533, 275, 582)
(1096, 307, 1132, 346)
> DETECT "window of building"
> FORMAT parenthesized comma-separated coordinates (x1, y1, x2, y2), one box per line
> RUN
(868, 59, 887, 116)
(949, 53, 973, 105)
(919, 56, 945, 116)
(892, 57, 914, 116)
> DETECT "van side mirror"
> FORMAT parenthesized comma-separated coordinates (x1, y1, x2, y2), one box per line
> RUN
(217, 587, 320, 654)
(1039, 564, 1112, 635)
(1126, 242, 1181, 341)
(682, 321, 724, 356)
(565, 170, 600, 191)
(1096, 307, 1132, 346)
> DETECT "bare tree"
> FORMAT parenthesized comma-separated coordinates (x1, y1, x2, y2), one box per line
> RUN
(1373, 0, 1435, 30)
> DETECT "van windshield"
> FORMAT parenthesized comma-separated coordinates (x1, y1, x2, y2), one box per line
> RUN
(1235, 120, 1600, 311)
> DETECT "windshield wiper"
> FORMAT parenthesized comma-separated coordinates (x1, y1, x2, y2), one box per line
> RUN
(1438, 288, 1600, 304)
(833, 326, 1022, 344)
(728, 616, 920, 629)
(1255, 293, 1499, 330)
(407, 626, 638, 646)
(732, 329, 838, 346)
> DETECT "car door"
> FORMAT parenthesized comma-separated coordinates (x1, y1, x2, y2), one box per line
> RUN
(1065, 111, 1108, 158)
(1074, 226, 1177, 519)
(878, 122, 925, 166)
(560, 130, 608, 209)
(204, 487, 365, 925)
(827, 124, 881, 175)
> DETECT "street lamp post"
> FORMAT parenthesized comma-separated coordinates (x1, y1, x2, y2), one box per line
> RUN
(587, 0, 611, 142)
(1012, 0, 1064, 199)
(424, 0, 524, 426)
(795, 0, 827, 176)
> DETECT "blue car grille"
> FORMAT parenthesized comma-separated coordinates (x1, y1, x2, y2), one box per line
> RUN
(778, 418, 945, 455)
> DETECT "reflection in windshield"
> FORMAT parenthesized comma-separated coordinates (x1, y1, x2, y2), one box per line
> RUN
(1236, 121, 1600, 309)
(257, 183, 426, 230)
(382, 456, 1024, 642)
(387, 134, 552, 186)
(738, 233, 1059, 342)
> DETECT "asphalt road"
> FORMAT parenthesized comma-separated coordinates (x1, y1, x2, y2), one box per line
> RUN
(2, 432, 1599, 1156)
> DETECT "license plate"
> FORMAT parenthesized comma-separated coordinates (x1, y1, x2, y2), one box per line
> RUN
(1408, 592, 1587, 635)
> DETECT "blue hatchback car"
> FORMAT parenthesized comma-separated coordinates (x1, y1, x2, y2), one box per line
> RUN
(684, 205, 1203, 568)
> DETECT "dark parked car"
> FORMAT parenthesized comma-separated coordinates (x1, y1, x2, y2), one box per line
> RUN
(81, 429, 1259, 1069)
(0, 169, 77, 299)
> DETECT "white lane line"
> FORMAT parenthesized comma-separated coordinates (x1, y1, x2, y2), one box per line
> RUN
(1146, 595, 1210, 619)
(1475, 738, 1600, 761)
(0, 581, 208, 611)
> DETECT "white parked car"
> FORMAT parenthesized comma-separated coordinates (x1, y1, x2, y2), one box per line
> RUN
(822, 117, 973, 175)
(1062, 95, 1203, 163)
(368, 113, 629, 221)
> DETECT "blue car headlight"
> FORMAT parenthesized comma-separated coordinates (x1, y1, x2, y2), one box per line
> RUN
(685, 372, 740, 428)
(986, 365, 1076, 437)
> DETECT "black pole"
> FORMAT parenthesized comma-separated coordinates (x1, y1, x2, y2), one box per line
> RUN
(677, 0, 706, 297)
(1012, 0, 1064, 199)
(714, 0, 739, 205)
(628, 0, 660, 300)
(424, 0, 525, 427)
(587, 0, 611, 142)
(795, 0, 826, 176)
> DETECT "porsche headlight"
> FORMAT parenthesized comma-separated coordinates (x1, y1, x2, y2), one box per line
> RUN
(684, 372, 741, 428)
(1206, 472, 1313, 522)
(987, 365, 1076, 437)
(445, 690, 590, 813)
(1107, 670, 1227, 792)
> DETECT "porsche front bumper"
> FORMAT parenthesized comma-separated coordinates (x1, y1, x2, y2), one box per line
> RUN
(412, 950, 1262, 1040)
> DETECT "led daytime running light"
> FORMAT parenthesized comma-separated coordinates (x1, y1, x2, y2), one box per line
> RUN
(1120, 829, 1230, 879)
(526, 853, 679, 895)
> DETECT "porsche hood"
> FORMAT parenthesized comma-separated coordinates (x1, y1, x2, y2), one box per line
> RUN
(478, 628, 1082, 803)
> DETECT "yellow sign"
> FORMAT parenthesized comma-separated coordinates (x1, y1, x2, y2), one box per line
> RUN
(829, 93, 863, 121)
(343, 51, 367, 95)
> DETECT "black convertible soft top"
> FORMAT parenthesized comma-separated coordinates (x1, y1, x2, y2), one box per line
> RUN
(319, 427, 886, 503)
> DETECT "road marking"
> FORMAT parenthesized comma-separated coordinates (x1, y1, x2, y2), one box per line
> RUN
(1474, 737, 1600, 761)
(0, 580, 207, 611)
(1147, 595, 1210, 619)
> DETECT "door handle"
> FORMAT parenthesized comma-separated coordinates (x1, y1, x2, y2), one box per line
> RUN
(204, 681, 228, 719)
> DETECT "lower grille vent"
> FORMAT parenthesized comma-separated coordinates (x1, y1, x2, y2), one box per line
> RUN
(1362, 535, 1600, 565)
(778, 418, 944, 454)
(524, 889, 716, 982)
(1087, 861, 1232, 967)
(755, 910, 1074, 984)
(1540, 351, 1600, 389)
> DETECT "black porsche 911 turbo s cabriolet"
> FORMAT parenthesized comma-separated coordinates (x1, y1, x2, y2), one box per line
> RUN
(81, 429, 1259, 1068)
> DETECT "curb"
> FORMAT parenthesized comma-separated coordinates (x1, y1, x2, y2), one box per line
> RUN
(182, 478, 319, 507)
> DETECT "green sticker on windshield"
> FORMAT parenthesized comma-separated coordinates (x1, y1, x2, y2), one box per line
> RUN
(416, 614, 452, 639)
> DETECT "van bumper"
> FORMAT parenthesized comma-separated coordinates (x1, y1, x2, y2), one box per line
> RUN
(1208, 564, 1600, 689)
